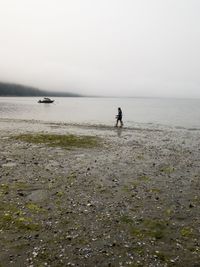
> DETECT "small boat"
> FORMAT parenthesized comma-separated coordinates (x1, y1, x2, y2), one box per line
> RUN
(38, 97, 54, 103)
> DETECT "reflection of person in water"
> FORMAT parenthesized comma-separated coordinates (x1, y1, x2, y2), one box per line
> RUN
(115, 107, 123, 127)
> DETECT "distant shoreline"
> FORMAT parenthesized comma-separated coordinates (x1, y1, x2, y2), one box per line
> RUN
(0, 81, 81, 97)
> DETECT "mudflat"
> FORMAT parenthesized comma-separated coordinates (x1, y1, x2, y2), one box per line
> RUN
(0, 119, 199, 267)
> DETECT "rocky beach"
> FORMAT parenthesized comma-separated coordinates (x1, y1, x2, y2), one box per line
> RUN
(0, 118, 199, 267)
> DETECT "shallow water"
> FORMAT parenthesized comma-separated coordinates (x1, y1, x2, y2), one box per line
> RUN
(0, 97, 199, 130)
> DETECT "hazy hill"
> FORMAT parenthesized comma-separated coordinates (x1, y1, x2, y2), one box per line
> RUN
(0, 82, 81, 97)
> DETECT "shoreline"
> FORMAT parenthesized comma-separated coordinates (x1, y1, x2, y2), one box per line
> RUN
(0, 119, 199, 266)
(1, 117, 200, 133)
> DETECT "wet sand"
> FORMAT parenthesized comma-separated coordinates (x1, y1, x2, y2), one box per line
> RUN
(0, 119, 200, 267)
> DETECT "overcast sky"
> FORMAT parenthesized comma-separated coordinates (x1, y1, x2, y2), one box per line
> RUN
(0, 0, 200, 98)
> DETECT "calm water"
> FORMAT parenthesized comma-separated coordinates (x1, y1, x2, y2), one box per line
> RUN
(0, 97, 199, 130)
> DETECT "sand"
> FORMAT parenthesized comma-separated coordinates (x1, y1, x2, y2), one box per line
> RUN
(0, 118, 199, 267)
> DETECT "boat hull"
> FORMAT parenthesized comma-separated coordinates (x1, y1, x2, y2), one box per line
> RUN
(38, 100, 54, 103)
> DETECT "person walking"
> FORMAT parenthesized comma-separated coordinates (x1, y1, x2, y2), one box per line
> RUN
(115, 107, 123, 127)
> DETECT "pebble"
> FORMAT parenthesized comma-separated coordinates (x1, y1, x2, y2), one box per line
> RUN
(2, 162, 17, 168)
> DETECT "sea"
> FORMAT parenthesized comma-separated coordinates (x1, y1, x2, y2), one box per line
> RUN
(0, 97, 199, 130)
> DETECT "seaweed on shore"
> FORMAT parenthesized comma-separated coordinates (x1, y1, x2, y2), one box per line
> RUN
(13, 133, 100, 149)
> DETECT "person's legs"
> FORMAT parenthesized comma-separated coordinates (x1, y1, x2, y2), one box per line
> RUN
(115, 119, 119, 127)
(120, 119, 123, 127)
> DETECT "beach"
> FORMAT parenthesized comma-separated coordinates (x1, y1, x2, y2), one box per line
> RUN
(0, 119, 199, 267)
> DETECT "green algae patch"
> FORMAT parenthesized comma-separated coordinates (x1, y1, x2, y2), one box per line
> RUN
(160, 166, 175, 174)
(142, 219, 168, 239)
(1, 210, 40, 231)
(12, 182, 30, 190)
(26, 203, 45, 213)
(56, 191, 64, 197)
(0, 182, 33, 197)
(14, 217, 40, 231)
(66, 172, 77, 184)
(138, 175, 150, 182)
(0, 183, 9, 196)
(122, 185, 131, 193)
(180, 227, 193, 238)
(131, 220, 168, 239)
(13, 133, 100, 149)
(149, 188, 162, 194)
(193, 195, 200, 204)
(120, 215, 133, 224)
(0, 201, 41, 232)
(120, 215, 169, 240)
(122, 181, 141, 194)
(154, 251, 170, 263)
(165, 208, 174, 217)
(0, 201, 19, 214)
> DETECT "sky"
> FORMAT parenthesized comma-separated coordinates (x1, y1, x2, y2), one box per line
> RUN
(0, 0, 200, 98)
